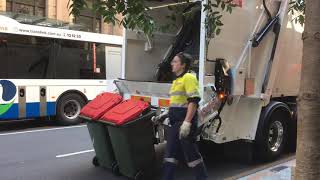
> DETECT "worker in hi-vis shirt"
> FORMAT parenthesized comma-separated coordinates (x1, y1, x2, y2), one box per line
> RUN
(163, 52, 208, 180)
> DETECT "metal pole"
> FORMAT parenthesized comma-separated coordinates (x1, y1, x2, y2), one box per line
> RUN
(199, 0, 208, 98)
(121, 0, 128, 79)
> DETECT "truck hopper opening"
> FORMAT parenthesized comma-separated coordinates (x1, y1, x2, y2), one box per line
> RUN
(156, 3, 201, 82)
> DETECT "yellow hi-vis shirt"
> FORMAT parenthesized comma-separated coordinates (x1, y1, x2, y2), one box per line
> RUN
(169, 73, 200, 107)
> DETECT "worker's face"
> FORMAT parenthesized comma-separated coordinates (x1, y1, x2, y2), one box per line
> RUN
(171, 56, 186, 74)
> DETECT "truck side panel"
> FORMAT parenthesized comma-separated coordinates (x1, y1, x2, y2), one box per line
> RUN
(269, 15, 303, 98)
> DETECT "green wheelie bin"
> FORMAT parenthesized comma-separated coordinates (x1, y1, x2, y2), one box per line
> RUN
(79, 92, 123, 175)
(107, 112, 156, 180)
(86, 120, 118, 173)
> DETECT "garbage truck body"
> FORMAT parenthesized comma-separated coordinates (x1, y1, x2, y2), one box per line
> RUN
(110, 0, 302, 161)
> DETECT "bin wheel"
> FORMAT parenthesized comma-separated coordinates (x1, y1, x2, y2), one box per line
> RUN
(92, 156, 99, 167)
(135, 170, 145, 180)
(111, 163, 121, 176)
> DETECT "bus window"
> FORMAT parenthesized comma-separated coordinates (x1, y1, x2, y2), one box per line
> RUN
(80, 42, 106, 79)
(94, 43, 106, 79)
(79, 42, 94, 79)
(6, 34, 54, 79)
(55, 39, 89, 79)
(55, 40, 106, 79)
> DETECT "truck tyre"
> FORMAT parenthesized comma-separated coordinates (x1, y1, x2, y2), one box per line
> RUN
(287, 106, 297, 152)
(56, 93, 86, 126)
(255, 102, 291, 161)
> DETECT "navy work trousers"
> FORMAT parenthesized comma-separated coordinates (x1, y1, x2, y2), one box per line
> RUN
(162, 107, 208, 180)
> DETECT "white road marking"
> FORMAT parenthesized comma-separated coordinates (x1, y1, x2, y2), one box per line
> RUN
(56, 149, 94, 158)
(0, 125, 86, 136)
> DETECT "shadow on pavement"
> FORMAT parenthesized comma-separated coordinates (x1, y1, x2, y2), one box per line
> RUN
(0, 118, 62, 133)
(152, 141, 256, 180)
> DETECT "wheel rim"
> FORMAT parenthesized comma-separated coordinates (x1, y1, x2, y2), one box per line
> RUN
(63, 100, 81, 120)
(268, 120, 284, 152)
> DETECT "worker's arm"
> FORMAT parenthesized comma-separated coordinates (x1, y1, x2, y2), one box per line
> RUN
(179, 101, 199, 139)
(179, 74, 201, 139)
(184, 101, 198, 123)
(179, 97, 200, 139)
(184, 74, 201, 122)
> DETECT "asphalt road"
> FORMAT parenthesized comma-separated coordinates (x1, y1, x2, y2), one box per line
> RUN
(0, 119, 295, 180)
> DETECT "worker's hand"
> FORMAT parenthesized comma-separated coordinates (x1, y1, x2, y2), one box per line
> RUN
(179, 121, 192, 139)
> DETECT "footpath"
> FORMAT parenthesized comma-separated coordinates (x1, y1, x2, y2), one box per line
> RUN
(237, 159, 296, 180)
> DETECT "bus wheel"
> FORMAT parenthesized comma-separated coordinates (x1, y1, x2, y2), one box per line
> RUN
(56, 93, 86, 126)
(255, 102, 290, 161)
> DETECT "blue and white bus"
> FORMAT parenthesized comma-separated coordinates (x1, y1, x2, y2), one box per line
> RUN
(0, 14, 123, 125)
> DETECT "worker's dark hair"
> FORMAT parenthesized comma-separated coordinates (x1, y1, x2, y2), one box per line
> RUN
(176, 52, 193, 71)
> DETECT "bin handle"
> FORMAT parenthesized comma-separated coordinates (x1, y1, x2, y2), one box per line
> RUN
(79, 115, 93, 122)
(99, 111, 156, 127)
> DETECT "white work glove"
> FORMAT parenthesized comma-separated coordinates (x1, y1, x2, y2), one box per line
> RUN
(179, 121, 192, 139)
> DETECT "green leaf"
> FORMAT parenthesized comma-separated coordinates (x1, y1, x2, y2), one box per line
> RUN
(216, 28, 221, 36)
(216, 0, 221, 7)
(221, 2, 226, 10)
(298, 15, 305, 25)
(216, 21, 224, 26)
(227, 6, 232, 14)
(216, 15, 223, 20)
(213, 11, 220, 15)
(203, 4, 211, 11)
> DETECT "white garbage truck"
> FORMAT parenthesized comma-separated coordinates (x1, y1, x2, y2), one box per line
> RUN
(108, 0, 302, 161)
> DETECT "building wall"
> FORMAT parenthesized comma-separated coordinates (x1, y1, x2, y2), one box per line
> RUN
(47, 0, 73, 23)
(101, 14, 123, 36)
(101, 23, 122, 36)
(56, 0, 73, 22)
(0, 0, 5, 11)
(46, 0, 57, 19)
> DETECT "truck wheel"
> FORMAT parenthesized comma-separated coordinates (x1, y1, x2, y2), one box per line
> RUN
(255, 104, 290, 161)
(288, 106, 297, 152)
(56, 93, 86, 125)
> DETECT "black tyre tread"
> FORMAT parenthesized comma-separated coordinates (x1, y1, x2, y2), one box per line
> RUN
(56, 93, 86, 126)
(288, 106, 297, 152)
(255, 107, 290, 162)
